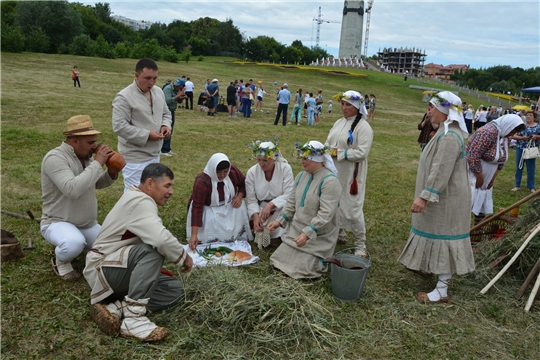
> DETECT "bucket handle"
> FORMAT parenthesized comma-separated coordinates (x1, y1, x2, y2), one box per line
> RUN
(335, 247, 372, 262)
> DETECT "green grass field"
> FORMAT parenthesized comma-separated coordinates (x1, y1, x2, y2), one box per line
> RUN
(1, 53, 538, 359)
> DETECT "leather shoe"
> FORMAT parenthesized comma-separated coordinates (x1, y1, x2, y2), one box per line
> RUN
(415, 292, 449, 303)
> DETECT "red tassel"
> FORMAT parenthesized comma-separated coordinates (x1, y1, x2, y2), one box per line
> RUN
(350, 162, 359, 195)
(350, 178, 358, 195)
(160, 269, 175, 277)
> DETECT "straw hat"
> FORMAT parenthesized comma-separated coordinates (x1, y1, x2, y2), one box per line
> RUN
(63, 115, 101, 136)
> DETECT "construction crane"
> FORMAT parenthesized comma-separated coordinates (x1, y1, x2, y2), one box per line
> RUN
(312, 6, 340, 48)
(363, 0, 374, 58)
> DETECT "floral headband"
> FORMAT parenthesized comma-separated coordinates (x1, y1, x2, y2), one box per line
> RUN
(293, 141, 332, 159)
(246, 137, 282, 160)
(431, 93, 463, 114)
(332, 92, 362, 101)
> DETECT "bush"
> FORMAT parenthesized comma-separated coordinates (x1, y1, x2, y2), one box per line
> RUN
(25, 28, 50, 53)
(93, 35, 115, 59)
(69, 34, 94, 57)
(179, 49, 192, 63)
(113, 41, 131, 59)
(130, 39, 162, 61)
(197, 55, 204, 62)
(57, 43, 70, 54)
(162, 46, 179, 63)
(1, 23, 25, 53)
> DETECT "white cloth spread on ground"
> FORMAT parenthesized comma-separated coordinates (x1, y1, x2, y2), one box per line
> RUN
(183, 240, 259, 267)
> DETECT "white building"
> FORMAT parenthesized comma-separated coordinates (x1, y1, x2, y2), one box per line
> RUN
(112, 15, 153, 31)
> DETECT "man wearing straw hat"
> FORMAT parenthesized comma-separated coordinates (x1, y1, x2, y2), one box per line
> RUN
(112, 58, 172, 191)
(41, 115, 118, 280)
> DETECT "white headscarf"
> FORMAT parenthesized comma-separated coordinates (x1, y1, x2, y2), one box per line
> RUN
(203, 153, 236, 207)
(430, 91, 469, 138)
(490, 114, 524, 163)
(342, 90, 368, 117)
(304, 140, 338, 174)
(255, 141, 288, 163)
(492, 114, 524, 137)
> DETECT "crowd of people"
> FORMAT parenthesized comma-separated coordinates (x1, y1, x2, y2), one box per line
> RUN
(44, 59, 538, 341)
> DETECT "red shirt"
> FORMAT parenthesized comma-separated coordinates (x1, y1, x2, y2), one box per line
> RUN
(188, 165, 246, 227)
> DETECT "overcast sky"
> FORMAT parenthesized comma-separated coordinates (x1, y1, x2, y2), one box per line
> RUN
(81, 0, 539, 70)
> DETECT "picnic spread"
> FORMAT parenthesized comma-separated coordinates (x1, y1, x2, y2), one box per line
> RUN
(183, 240, 259, 267)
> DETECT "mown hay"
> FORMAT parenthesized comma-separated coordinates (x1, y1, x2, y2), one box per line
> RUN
(155, 266, 340, 358)
(476, 196, 540, 277)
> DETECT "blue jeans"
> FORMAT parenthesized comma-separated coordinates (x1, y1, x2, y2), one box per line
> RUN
(307, 108, 315, 125)
(161, 110, 175, 153)
(515, 148, 536, 190)
(242, 97, 251, 118)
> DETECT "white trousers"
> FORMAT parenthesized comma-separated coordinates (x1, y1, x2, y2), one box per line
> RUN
(122, 157, 159, 192)
(41, 222, 101, 263)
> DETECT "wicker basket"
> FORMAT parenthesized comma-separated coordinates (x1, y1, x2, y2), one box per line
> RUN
(470, 214, 518, 244)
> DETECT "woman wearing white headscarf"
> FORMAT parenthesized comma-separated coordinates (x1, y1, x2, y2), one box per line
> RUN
(398, 91, 475, 303)
(467, 114, 526, 222)
(267, 141, 341, 279)
(245, 139, 294, 248)
(187, 153, 253, 250)
(325, 90, 373, 257)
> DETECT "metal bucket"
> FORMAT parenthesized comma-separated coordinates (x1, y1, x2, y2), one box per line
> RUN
(331, 253, 371, 302)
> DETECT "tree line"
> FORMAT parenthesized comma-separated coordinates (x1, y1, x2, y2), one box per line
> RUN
(450, 66, 540, 97)
(2, 0, 538, 93)
(0, 1, 329, 64)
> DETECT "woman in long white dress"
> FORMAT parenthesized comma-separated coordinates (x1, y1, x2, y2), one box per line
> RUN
(325, 90, 373, 257)
(267, 141, 341, 279)
(187, 153, 253, 250)
(245, 139, 294, 248)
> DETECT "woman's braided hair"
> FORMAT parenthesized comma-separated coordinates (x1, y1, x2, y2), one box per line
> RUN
(348, 111, 363, 145)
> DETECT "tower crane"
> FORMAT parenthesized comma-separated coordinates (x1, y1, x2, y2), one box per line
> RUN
(313, 6, 340, 48)
(363, 0, 374, 58)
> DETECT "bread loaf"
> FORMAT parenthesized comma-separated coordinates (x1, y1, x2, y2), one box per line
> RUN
(227, 250, 252, 262)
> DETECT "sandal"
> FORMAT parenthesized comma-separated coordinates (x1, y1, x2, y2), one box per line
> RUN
(51, 257, 81, 280)
(415, 292, 449, 303)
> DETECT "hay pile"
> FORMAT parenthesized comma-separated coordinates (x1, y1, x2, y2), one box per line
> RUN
(156, 265, 340, 358)
(476, 196, 540, 277)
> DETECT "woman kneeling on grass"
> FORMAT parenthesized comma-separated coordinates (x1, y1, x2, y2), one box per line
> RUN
(398, 91, 475, 303)
(187, 153, 253, 250)
(245, 138, 294, 248)
(267, 141, 341, 279)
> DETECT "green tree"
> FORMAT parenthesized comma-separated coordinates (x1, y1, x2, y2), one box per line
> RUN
(162, 46, 179, 63)
(0, 1, 18, 26)
(113, 41, 131, 58)
(93, 34, 115, 58)
(94, 2, 111, 24)
(15, 1, 83, 53)
(69, 34, 95, 56)
(0, 23, 25, 52)
(187, 36, 207, 56)
(282, 46, 302, 64)
(103, 25, 123, 44)
(244, 37, 267, 62)
(26, 28, 50, 53)
(131, 40, 162, 60)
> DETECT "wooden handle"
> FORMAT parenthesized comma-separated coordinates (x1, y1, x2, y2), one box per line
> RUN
(470, 189, 540, 233)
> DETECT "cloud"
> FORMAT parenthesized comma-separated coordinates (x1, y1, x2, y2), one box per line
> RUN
(80, 0, 539, 69)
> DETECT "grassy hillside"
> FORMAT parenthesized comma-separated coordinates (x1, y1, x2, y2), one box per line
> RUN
(1, 53, 538, 359)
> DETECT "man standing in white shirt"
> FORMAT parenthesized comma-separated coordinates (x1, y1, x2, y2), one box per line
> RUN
(112, 58, 172, 191)
(184, 77, 194, 110)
